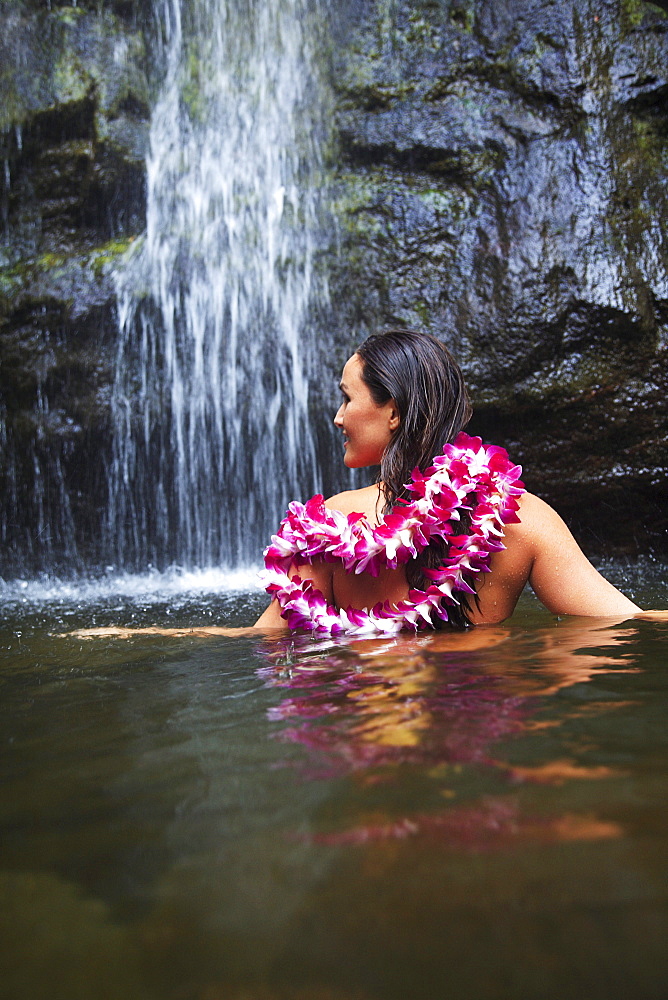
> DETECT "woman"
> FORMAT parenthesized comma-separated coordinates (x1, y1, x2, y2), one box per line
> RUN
(71, 329, 664, 640)
(256, 328, 647, 633)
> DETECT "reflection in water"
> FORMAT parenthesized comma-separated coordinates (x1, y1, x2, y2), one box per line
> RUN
(1, 594, 668, 1000)
(258, 620, 641, 848)
(259, 630, 527, 773)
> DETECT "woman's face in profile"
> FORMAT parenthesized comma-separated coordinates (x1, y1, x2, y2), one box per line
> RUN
(333, 354, 399, 468)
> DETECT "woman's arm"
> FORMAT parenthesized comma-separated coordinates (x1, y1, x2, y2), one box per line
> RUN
(254, 557, 335, 629)
(471, 493, 641, 624)
(523, 494, 640, 616)
(66, 625, 269, 638)
(66, 558, 334, 637)
(254, 599, 290, 630)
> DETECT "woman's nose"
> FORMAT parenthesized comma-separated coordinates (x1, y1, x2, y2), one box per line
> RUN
(333, 403, 344, 427)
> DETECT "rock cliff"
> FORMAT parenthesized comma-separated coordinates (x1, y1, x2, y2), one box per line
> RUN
(0, 0, 150, 571)
(1, 0, 666, 574)
(327, 0, 668, 555)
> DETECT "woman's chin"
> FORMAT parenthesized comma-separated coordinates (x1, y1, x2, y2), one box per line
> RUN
(343, 450, 362, 469)
(343, 454, 376, 470)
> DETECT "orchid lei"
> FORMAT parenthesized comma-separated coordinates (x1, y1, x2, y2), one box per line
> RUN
(260, 432, 525, 635)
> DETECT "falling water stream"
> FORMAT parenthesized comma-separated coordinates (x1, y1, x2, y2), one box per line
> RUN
(106, 0, 329, 573)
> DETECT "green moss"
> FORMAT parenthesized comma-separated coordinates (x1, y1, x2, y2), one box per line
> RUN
(52, 53, 90, 105)
(40, 252, 69, 270)
(412, 297, 432, 326)
(0, 238, 138, 305)
(629, 117, 665, 161)
(375, 0, 399, 48)
(181, 44, 206, 123)
(450, 2, 475, 34)
(619, 0, 668, 30)
(608, 116, 664, 260)
(0, 4, 148, 131)
(334, 168, 472, 229)
(331, 181, 385, 239)
(54, 6, 86, 26)
(0, 254, 60, 305)
(91, 236, 140, 276)
(621, 0, 646, 26)
(404, 10, 440, 51)
(337, 48, 416, 108)
(0, 265, 28, 302)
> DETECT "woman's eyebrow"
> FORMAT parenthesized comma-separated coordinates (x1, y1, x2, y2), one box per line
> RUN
(339, 381, 348, 392)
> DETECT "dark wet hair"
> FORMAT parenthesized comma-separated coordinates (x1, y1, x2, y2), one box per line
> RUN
(356, 328, 474, 627)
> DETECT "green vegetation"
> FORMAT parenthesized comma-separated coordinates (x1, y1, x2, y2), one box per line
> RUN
(449, 2, 475, 34)
(619, 0, 668, 30)
(90, 236, 139, 276)
(181, 45, 205, 123)
(0, 238, 138, 303)
(53, 6, 86, 25)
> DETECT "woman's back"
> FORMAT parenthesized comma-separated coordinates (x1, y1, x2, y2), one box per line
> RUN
(256, 330, 644, 633)
(324, 485, 414, 614)
(320, 487, 640, 626)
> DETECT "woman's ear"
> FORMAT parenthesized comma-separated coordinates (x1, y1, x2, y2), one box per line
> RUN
(388, 402, 400, 432)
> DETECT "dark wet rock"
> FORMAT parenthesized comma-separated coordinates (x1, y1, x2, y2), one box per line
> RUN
(328, 0, 668, 555)
(1, 0, 667, 574)
(0, 1, 149, 254)
(0, 239, 136, 572)
(0, 0, 149, 573)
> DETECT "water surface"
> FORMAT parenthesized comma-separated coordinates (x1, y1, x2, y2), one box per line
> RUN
(1, 565, 667, 999)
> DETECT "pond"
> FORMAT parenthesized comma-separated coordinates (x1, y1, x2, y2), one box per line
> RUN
(1, 562, 667, 1000)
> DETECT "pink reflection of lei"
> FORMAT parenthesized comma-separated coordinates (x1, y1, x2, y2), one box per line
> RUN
(260, 432, 525, 635)
(260, 655, 529, 778)
(258, 648, 533, 849)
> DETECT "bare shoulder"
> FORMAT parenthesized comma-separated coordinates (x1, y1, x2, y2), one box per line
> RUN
(325, 484, 384, 520)
(469, 493, 542, 624)
(474, 490, 639, 622)
(512, 492, 640, 617)
(508, 491, 566, 541)
(483, 492, 556, 569)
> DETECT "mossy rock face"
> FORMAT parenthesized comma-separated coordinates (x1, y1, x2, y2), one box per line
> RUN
(328, 0, 668, 554)
(0, 0, 149, 574)
(0, 238, 137, 573)
(0, 1, 149, 257)
(1, 0, 668, 572)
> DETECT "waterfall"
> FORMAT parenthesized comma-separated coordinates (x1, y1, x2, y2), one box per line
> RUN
(107, 0, 329, 572)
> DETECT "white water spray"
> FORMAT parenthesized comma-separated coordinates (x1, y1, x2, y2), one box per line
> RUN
(107, 0, 329, 571)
